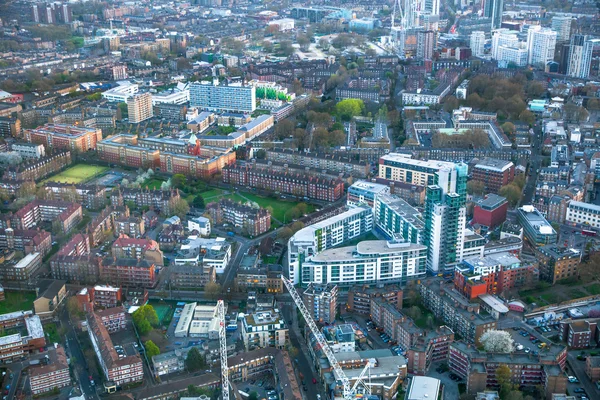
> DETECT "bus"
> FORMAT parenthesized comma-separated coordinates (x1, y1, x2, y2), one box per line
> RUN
(226, 324, 238, 332)
(582, 229, 597, 237)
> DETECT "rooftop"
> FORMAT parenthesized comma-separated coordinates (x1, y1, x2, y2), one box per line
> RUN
(407, 376, 441, 400)
(474, 158, 514, 173)
(380, 153, 458, 171)
(478, 294, 509, 314)
(477, 194, 508, 210)
(309, 241, 426, 262)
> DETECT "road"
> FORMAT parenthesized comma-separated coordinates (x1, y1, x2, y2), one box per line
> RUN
(567, 352, 600, 399)
(521, 123, 543, 205)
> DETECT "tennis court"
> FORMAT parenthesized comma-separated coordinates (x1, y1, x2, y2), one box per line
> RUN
(149, 301, 174, 325)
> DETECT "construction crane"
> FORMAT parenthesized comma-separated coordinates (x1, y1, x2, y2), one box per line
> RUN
(281, 276, 372, 399)
(217, 300, 230, 400)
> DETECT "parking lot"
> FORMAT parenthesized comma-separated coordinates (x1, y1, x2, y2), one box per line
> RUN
(237, 372, 278, 399)
(426, 362, 461, 400)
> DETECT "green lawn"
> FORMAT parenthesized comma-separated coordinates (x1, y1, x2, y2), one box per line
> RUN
(44, 323, 61, 344)
(42, 164, 108, 184)
(145, 178, 166, 190)
(569, 289, 588, 300)
(587, 283, 600, 295)
(0, 291, 37, 314)
(200, 188, 228, 201)
(540, 292, 560, 305)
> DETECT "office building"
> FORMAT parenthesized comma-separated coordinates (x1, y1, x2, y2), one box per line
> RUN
(127, 93, 153, 124)
(567, 35, 595, 79)
(347, 181, 390, 209)
(416, 30, 435, 60)
(101, 82, 139, 103)
(527, 27, 557, 66)
(189, 81, 256, 113)
(484, 0, 504, 30)
(517, 205, 557, 246)
(566, 200, 600, 229)
(472, 158, 515, 194)
(241, 309, 288, 351)
(552, 15, 573, 42)
(287, 206, 373, 285)
(470, 31, 486, 57)
(451, 342, 567, 399)
(302, 283, 338, 324)
(301, 240, 427, 286)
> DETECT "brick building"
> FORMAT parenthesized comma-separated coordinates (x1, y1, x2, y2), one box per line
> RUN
(302, 283, 338, 325)
(29, 345, 71, 395)
(97, 307, 127, 333)
(170, 264, 216, 289)
(0, 252, 43, 282)
(0, 312, 46, 363)
(222, 164, 345, 202)
(472, 194, 508, 231)
(111, 235, 164, 266)
(559, 319, 597, 349)
(264, 148, 371, 178)
(114, 216, 145, 238)
(12, 200, 82, 234)
(347, 286, 404, 315)
(87, 311, 143, 387)
(100, 258, 158, 288)
(0, 228, 52, 257)
(2, 151, 72, 182)
(44, 182, 107, 210)
(535, 245, 581, 284)
(207, 199, 271, 236)
(471, 158, 515, 194)
(25, 124, 103, 152)
(110, 187, 182, 215)
(586, 356, 600, 382)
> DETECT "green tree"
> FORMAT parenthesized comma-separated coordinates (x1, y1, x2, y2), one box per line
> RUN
(467, 180, 486, 195)
(336, 99, 365, 121)
(185, 347, 206, 372)
(204, 282, 222, 300)
(501, 122, 516, 134)
(172, 174, 187, 189)
(170, 198, 190, 219)
(192, 195, 205, 209)
(118, 102, 128, 119)
(443, 96, 460, 113)
(277, 227, 293, 241)
(499, 183, 521, 207)
(291, 221, 305, 233)
(519, 110, 536, 125)
(274, 119, 294, 140)
(496, 364, 512, 395)
(144, 340, 160, 358)
(142, 305, 159, 327)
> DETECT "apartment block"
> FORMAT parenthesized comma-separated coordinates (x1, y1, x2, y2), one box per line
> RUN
(419, 279, 497, 345)
(222, 164, 345, 203)
(472, 158, 515, 194)
(111, 236, 164, 266)
(374, 193, 424, 244)
(565, 200, 600, 229)
(302, 283, 338, 324)
(170, 264, 216, 289)
(347, 181, 390, 208)
(535, 245, 581, 284)
(206, 199, 271, 237)
(0, 312, 45, 363)
(100, 258, 158, 288)
(0, 116, 22, 137)
(12, 142, 45, 159)
(111, 187, 182, 215)
(265, 148, 371, 178)
(127, 93, 153, 124)
(2, 151, 72, 182)
(29, 345, 71, 395)
(0, 228, 52, 257)
(189, 81, 256, 113)
(44, 182, 106, 210)
(97, 307, 127, 333)
(347, 286, 403, 315)
(241, 309, 288, 351)
(87, 312, 143, 387)
(12, 200, 82, 234)
(25, 124, 102, 153)
(473, 194, 508, 231)
(0, 252, 42, 282)
(114, 216, 145, 238)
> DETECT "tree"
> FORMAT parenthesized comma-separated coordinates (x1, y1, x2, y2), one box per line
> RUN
(278, 40, 295, 57)
(185, 347, 206, 372)
(587, 98, 600, 111)
(336, 99, 365, 121)
(66, 297, 81, 318)
(443, 96, 460, 113)
(277, 227, 293, 241)
(204, 282, 222, 300)
(480, 330, 515, 353)
(499, 183, 521, 207)
(318, 37, 330, 50)
(519, 110, 536, 126)
(144, 340, 160, 358)
(405, 306, 422, 321)
(297, 34, 310, 51)
(291, 221, 305, 233)
(170, 198, 190, 219)
(501, 122, 516, 134)
(274, 119, 294, 140)
(579, 253, 600, 282)
(192, 195, 205, 209)
(467, 180, 486, 196)
(172, 174, 187, 189)
(142, 305, 159, 327)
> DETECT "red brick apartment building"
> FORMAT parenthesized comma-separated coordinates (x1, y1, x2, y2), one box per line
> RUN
(0, 312, 46, 363)
(111, 235, 164, 266)
(110, 187, 181, 215)
(12, 200, 82, 234)
(448, 341, 567, 399)
(207, 198, 271, 236)
(50, 233, 100, 283)
(29, 345, 71, 395)
(471, 158, 515, 194)
(87, 206, 130, 247)
(100, 258, 158, 288)
(347, 285, 404, 315)
(586, 356, 600, 382)
(25, 124, 102, 152)
(2, 151, 72, 182)
(559, 319, 598, 349)
(97, 307, 127, 333)
(87, 312, 143, 387)
(77, 285, 123, 312)
(0, 228, 52, 257)
(44, 182, 107, 210)
(222, 164, 345, 202)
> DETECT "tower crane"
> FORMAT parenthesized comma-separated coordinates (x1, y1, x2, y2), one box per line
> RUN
(217, 299, 230, 400)
(281, 276, 372, 400)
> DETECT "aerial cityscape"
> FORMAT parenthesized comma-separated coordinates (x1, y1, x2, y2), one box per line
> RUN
(0, 0, 599, 399)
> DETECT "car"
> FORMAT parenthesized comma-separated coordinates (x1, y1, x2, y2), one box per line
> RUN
(317, 395, 321, 400)
(303, 386, 307, 392)
(525, 348, 530, 353)
(574, 388, 585, 393)
(435, 368, 444, 374)
(312, 378, 317, 384)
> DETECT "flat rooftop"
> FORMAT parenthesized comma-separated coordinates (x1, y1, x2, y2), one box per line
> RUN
(478, 294, 509, 314)
(475, 158, 514, 172)
(407, 376, 441, 400)
(380, 153, 457, 171)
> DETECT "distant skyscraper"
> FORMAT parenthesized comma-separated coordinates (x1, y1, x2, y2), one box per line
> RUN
(491, 29, 519, 60)
(59, 4, 72, 24)
(551, 15, 573, 42)
(44, 4, 56, 24)
(417, 30, 435, 60)
(470, 31, 486, 57)
(31, 4, 41, 23)
(484, 0, 504, 30)
(423, 0, 440, 16)
(527, 27, 557, 66)
(567, 35, 594, 79)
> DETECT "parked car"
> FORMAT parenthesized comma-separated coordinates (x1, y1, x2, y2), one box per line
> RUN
(573, 388, 585, 393)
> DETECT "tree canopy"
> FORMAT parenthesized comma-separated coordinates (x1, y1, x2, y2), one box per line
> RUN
(335, 99, 365, 121)
(185, 347, 207, 372)
(132, 305, 160, 335)
(145, 340, 160, 358)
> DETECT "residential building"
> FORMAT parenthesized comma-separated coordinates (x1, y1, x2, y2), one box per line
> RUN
(77, 285, 122, 311)
(207, 199, 271, 237)
(374, 193, 424, 243)
(287, 206, 374, 284)
(491, 29, 519, 60)
(301, 240, 427, 286)
(0, 252, 42, 282)
(12, 200, 82, 234)
(241, 309, 288, 351)
(347, 286, 403, 315)
(97, 307, 127, 333)
(419, 279, 497, 344)
(187, 112, 215, 133)
(0, 116, 21, 137)
(552, 16, 573, 42)
(100, 258, 158, 288)
(0, 312, 45, 362)
(111, 187, 181, 215)
(188, 216, 211, 236)
(127, 93, 153, 124)
(347, 181, 390, 209)
(417, 30, 435, 60)
(0, 228, 52, 257)
(407, 377, 441, 400)
(25, 124, 103, 153)
(44, 182, 106, 210)
(448, 341, 567, 399)
(2, 151, 72, 182)
(527, 27, 557, 66)
(33, 280, 67, 320)
(264, 148, 371, 178)
(585, 356, 600, 382)
(565, 200, 600, 229)
(222, 164, 345, 202)
(29, 345, 71, 395)
(101, 82, 139, 103)
(11, 143, 45, 159)
(473, 194, 508, 230)
(189, 81, 256, 113)
(567, 35, 596, 79)
(174, 236, 231, 274)
(472, 159, 515, 194)
(114, 216, 145, 238)
(86, 311, 143, 387)
(470, 31, 486, 57)
(302, 283, 338, 324)
(517, 205, 557, 246)
(535, 245, 581, 284)
(170, 264, 216, 289)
